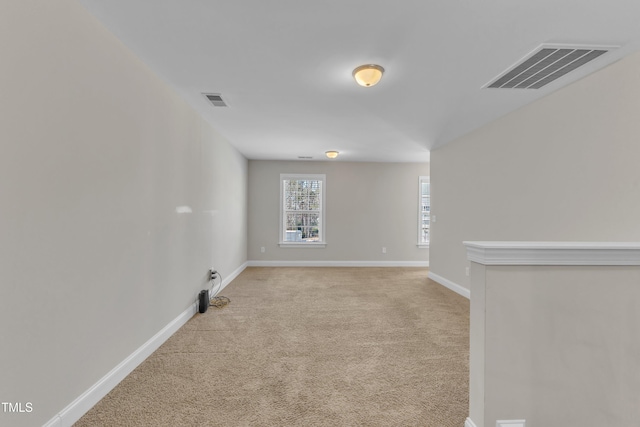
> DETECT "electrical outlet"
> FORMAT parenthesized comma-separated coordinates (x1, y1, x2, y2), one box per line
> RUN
(260, 246, 265, 253)
(209, 269, 218, 281)
(465, 266, 470, 276)
(382, 247, 386, 254)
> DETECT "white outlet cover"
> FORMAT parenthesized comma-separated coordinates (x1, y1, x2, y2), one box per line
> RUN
(496, 421, 525, 427)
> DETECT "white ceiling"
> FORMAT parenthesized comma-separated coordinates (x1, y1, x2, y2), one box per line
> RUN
(78, 0, 640, 162)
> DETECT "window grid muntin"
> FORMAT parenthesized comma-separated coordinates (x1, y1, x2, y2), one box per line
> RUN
(419, 177, 430, 244)
(281, 175, 324, 243)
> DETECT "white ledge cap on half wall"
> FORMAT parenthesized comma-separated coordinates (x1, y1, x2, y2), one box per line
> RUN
(463, 241, 640, 266)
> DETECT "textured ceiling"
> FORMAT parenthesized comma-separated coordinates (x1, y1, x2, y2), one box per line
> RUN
(79, 0, 640, 162)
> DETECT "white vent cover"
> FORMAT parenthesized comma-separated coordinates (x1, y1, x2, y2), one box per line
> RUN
(486, 44, 615, 89)
(202, 93, 227, 107)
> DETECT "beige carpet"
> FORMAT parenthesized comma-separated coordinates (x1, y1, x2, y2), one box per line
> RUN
(75, 267, 469, 426)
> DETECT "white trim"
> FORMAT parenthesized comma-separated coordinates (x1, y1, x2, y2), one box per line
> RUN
(44, 303, 198, 427)
(42, 416, 62, 427)
(465, 417, 478, 427)
(220, 261, 248, 291)
(209, 261, 247, 297)
(463, 241, 640, 266)
(427, 271, 470, 299)
(280, 173, 326, 245)
(496, 420, 526, 427)
(418, 176, 430, 246)
(248, 260, 429, 267)
(278, 242, 327, 248)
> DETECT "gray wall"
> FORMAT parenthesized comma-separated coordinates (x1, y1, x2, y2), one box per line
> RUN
(248, 160, 429, 263)
(0, 2, 247, 426)
(430, 51, 640, 290)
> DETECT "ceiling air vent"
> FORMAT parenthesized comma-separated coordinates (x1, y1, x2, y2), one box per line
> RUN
(486, 44, 615, 89)
(202, 93, 227, 107)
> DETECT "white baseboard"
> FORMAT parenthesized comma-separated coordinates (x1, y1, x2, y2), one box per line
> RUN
(216, 261, 247, 294)
(247, 260, 429, 267)
(497, 420, 525, 427)
(427, 271, 470, 299)
(44, 261, 249, 427)
(465, 417, 478, 427)
(43, 302, 197, 427)
(42, 416, 62, 427)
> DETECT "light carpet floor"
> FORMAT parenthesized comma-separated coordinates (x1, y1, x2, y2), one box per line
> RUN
(75, 267, 469, 426)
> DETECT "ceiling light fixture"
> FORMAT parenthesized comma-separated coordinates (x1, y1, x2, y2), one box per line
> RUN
(353, 64, 384, 87)
(325, 151, 339, 159)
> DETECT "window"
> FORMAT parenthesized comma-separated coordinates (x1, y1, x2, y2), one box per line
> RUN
(280, 174, 326, 247)
(418, 176, 430, 247)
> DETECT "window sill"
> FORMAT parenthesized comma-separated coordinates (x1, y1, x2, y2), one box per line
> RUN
(417, 243, 430, 249)
(279, 242, 327, 248)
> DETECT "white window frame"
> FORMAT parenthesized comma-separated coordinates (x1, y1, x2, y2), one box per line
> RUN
(279, 173, 326, 248)
(418, 176, 430, 248)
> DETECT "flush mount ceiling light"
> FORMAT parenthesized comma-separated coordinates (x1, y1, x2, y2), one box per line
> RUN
(352, 64, 384, 87)
(325, 151, 339, 159)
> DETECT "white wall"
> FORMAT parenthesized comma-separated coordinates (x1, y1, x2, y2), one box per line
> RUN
(430, 52, 640, 290)
(0, 2, 247, 426)
(473, 264, 640, 427)
(248, 160, 429, 264)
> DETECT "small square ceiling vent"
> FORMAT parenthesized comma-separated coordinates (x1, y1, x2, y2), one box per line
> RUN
(486, 44, 616, 89)
(202, 93, 227, 107)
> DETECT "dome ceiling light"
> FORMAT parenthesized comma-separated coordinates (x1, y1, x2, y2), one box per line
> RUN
(325, 151, 339, 159)
(352, 64, 384, 87)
